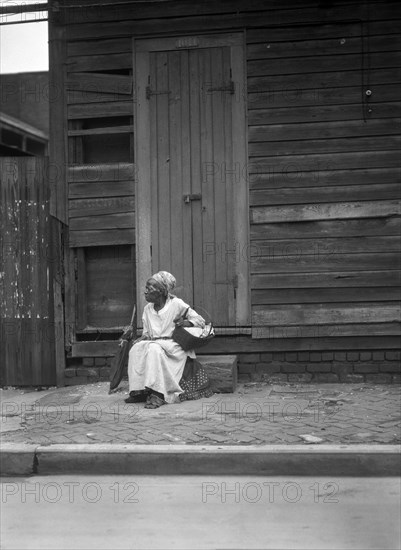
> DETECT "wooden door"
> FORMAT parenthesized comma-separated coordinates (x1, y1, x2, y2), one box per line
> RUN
(135, 34, 249, 327)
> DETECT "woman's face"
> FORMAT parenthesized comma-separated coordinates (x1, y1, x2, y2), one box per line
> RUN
(144, 278, 165, 303)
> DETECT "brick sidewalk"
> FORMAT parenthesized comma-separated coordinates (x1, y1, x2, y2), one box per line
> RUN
(1, 382, 400, 446)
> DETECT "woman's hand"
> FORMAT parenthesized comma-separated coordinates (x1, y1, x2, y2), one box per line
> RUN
(174, 315, 193, 328)
(121, 326, 134, 341)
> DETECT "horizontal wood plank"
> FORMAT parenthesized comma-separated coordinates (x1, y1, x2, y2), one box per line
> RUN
(70, 334, 401, 356)
(247, 51, 401, 77)
(249, 167, 401, 190)
(69, 181, 134, 199)
(67, 38, 132, 57)
(249, 184, 401, 206)
(69, 213, 134, 231)
(246, 19, 401, 44)
(67, 53, 132, 73)
(250, 218, 401, 239)
(64, 2, 401, 39)
(68, 125, 133, 136)
(251, 271, 401, 289)
(251, 200, 400, 224)
(68, 163, 135, 182)
(68, 101, 133, 119)
(247, 84, 401, 110)
(247, 34, 401, 60)
(66, 72, 132, 94)
(252, 287, 400, 305)
(252, 323, 401, 339)
(69, 196, 135, 217)
(202, 334, 401, 353)
(250, 236, 401, 256)
(251, 253, 400, 274)
(247, 84, 400, 111)
(249, 136, 401, 158)
(247, 68, 400, 93)
(67, 90, 131, 104)
(69, 229, 135, 247)
(252, 303, 401, 326)
(248, 103, 401, 125)
(249, 119, 401, 143)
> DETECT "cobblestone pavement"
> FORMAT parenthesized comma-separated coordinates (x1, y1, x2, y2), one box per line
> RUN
(1, 381, 400, 446)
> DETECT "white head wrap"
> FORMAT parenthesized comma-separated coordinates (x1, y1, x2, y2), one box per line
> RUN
(151, 271, 176, 297)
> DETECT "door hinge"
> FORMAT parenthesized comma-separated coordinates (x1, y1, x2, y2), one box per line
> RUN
(206, 81, 235, 94)
(146, 86, 171, 100)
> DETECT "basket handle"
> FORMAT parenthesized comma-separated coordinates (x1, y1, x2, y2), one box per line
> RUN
(182, 305, 214, 334)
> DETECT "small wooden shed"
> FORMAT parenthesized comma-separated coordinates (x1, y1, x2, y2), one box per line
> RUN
(47, 0, 400, 384)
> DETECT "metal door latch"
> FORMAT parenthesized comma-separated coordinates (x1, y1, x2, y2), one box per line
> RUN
(183, 193, 202, 203)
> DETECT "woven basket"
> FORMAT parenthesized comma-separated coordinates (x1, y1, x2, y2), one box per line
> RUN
(172, 323, 215, 351)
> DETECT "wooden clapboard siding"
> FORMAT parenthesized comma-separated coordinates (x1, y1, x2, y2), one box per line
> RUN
(246, 2, 401, 343)
(250, 184, 400, 205)
(252, 287, 400, 305)
(49, 0, 401, 353)
(249, 167, 401, 191)
(251, 271, 401, 289)
(66, 73, 132, 95)
(67, 53, 133, 73)
(65, 24, 134, 248)
(69, 229, 135, 248)
(69, 197, 135, 217)
(249, 119, 401, 145)
(61, 1, 400, 40)
(67, 163, 135, 247)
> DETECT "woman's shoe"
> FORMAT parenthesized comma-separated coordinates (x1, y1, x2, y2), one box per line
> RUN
(144, 395, 166, 409)
(124, 392, 148, 404)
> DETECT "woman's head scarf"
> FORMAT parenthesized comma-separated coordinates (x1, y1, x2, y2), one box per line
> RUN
(151, 271, 176, 297)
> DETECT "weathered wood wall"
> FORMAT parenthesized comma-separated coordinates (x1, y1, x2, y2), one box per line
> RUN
(0, 157, 64, 385)
(49, 0, 400, 356)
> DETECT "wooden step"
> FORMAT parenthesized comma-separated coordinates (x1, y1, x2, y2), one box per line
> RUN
(196, 355, 237, 394)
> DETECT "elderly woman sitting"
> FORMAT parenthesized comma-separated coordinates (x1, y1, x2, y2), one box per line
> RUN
(124, 271, 212, 409)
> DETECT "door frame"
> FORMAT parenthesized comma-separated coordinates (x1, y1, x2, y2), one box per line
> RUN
(133, 32, 249, 328)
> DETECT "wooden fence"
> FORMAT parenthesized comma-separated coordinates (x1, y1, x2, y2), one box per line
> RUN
(0, 157, 65, 386)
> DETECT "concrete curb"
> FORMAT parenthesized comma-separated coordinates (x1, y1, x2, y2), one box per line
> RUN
(1, 444, 400, 477)
(0, 444, 38, 476)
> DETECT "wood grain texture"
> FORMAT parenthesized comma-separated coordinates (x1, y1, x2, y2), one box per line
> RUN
(252, 303, 400, 326)
(251, 253, 400, 274)
(69, 229, 135, 247)
(66, 72, 132, 94)
(249, 184, 401, 206)
(252, 287, 400, 305)
(249, 119, 401, 144)
(251, 271, 401, 290)
(71, 334, 401, 356)
(63, 2, 401, 39)
(53, 0, 401, 352)
(251, 200, 400, 224)
(69, 196, 134, 216)
(0, 158, 57, 385)
(68, 101, 132, 119)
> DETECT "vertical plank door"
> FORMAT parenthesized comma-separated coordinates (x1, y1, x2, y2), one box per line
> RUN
(135, 34, 249, 327)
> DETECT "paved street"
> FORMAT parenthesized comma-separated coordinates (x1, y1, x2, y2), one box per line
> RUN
(1, 475, 400, 549)
(1, 382, 400, 446)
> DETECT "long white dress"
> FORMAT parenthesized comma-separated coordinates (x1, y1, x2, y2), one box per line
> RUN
(127, 297, 205, 403)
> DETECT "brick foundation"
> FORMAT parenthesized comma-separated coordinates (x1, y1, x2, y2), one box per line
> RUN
(64, 350, 400, 386)
(237, 350, 400, 384)
(65, 357, 115, 386)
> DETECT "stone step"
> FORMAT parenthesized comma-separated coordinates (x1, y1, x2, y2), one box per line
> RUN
(197, 354, 237, 393)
